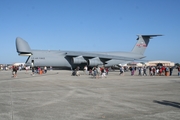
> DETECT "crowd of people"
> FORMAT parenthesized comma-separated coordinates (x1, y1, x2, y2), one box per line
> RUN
(71, 65, 180, 78)
(90, 66, 108, 78)
(71, 65, 109, 78)
(121, 65, 180, 76)
(30, 66, 48, 76)
(10, 66, 48, 77)
(1, 64, 180, 78)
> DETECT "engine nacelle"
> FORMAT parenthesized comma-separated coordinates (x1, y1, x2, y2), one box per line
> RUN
(72, 56, 87, 64)
(88, 57, 103, 66)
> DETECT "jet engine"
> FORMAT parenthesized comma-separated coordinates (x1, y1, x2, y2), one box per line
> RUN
(88, 57, 103, 66)
(72, 56, 87, 64)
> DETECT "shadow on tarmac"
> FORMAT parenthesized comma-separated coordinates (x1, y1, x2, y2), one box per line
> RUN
(154, 100, 180, 109)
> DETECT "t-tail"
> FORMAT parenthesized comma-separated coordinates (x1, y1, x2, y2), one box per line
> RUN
(16, 37, 32, 56)
(131, 35, 162, 55)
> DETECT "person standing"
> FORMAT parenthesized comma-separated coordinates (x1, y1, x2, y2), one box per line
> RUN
(101, 67, 106, 78)
(119, 66, 124, 76)
(12, 66, 15, 77)
(44, 66, 47, 73)
(169, 67, 173, 76)
(143, 66, 147, 76)
(25, 66, 28, 74)
(177, 66, 180, 76)
(138, 67, 142, 76)
(13, 66, 18, 78)
(96, 66, 101, 78)
(92, 67, 97, 78)
(31, 67, 35, 76)
(83, 66, 88, 75)
(105, 67, 109, 75)
(131, 67, 135, 76)
(50, 66, 52, 71)
(152, 67, 156, 76)
(149, 66, 152, 76)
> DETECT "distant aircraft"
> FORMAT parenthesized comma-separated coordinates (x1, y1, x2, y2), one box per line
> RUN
(16, 35, 162, 69)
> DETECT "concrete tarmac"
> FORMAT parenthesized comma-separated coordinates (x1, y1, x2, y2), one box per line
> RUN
(0, 70, 180, 120)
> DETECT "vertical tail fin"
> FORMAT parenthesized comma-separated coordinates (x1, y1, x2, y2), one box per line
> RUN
(131, 35, 162, 55)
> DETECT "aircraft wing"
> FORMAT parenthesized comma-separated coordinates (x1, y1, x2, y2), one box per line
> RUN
(65, 51, 136, 61)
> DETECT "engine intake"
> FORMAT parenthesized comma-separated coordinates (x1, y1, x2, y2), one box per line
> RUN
(88, 57, 103, 66)
(72, 56, 87, 64)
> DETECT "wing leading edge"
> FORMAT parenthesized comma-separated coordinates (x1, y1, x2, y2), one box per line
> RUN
(65, 51, 138, 61)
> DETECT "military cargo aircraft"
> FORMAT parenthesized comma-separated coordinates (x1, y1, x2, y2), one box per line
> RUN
(16, 35, 162, 69)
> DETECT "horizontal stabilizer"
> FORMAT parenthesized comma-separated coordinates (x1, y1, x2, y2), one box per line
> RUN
(136, 35, 163, 40)
(16, 37, 32, 56)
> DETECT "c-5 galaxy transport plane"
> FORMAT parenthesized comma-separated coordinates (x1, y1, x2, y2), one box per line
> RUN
(16, 35, 162, 69)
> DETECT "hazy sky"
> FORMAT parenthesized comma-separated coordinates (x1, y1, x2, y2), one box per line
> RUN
(0, 0, 180, 64)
